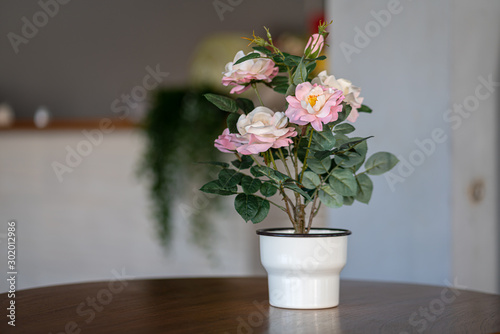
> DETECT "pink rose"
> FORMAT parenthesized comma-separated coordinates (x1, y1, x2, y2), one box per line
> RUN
(214, 107, 297, 155)
(222, 51, 279, 94)
(312, 71, 364, 122)
(236, 107, 297, 155)
(304, 34, 325, 59)
(285, 82, 344, 131)
(214, 128, 247, 153)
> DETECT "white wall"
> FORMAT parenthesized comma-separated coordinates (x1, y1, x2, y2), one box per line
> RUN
(0, 129, 262, 292)
(327, 0, 499, 294)
(450, 0, 500, 294)
(0, 128, 328, 292)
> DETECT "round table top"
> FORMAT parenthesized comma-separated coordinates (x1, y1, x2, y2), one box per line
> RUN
(1, 277, 499, 333)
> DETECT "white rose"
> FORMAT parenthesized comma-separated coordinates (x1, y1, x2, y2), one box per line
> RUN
(237, 106, 289, 138)
(235, 106, 297, 155)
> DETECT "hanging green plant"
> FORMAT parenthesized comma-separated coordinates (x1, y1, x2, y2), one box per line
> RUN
(138, 88, 227, 248)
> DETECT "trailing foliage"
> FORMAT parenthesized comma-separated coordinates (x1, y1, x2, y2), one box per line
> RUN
(138, 88, 226, 247)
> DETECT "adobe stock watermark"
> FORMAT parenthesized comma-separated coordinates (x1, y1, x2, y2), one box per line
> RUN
(7, 0, 72, 55)
(399, 277, 467, 334)
(339, 0, 406, 64)
(213, 0, 244, 21)
(385, 74, 499, 191)
(51, 64, 169, 182)
(48, 268, 135, 334)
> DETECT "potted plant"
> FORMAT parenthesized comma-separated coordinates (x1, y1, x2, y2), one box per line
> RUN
(200, 22, 398, 309)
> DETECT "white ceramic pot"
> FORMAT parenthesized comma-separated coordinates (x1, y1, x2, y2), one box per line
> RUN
(257, 228, 351, 309)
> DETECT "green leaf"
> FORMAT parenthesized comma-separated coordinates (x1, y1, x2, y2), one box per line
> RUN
(200, 180, 237, 196)
(343, 196, 355, 206)
(313, 150, 332, 160)
(197, 161, 229, 168)
(331, 104, 351, 126)
(286, 84, 296, 97)
(328, 168, 358, 196)
(232, 155, 253, 169)
(218, 169, 243, 188)
(319, 184, 343, 208)
(358, 104, 372, 113)
(334, 151, 363, 168)
(302, 171, 321, 189)
(284, 54, 302, 67)
(292, 60, 308, 85)
(335, 136, 373, 153)
(307, 156, 331, 175)
(312, 128, 336, 151)
(234, 194, 260, 222)
(334, 133, 350, 146)
(260, 182, 278, 197)
(365, 152, 399, 175)
(204, 94, 238, 113)
(271, 76, 289, 86)
(334, 123, 355, 134)
(241, 175, 262, 194)
(250, 165, 290, 183)
(341, 137, 368, 170)
(283, 180, 312, 201)
(252, 46, 273, 56)
(234, 52, 261, 65)
(306, 62, 317, 76)
(273, 84, 289, 94)
(227, 113, 240, 134)
(251, 198, 270, 224)
(235, 98, 254, 114)
(311, 55, 327, 61)
(273, 54, 286, 64)
(355, 173, 373, 204)
(277, 64, 288, 73)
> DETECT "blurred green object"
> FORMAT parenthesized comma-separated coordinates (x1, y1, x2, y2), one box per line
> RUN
(138, 88, 226, 248)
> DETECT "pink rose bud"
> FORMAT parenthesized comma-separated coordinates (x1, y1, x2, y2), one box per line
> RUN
(304, 34, 325, 59)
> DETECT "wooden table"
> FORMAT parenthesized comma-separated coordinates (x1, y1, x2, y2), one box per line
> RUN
(1, 278, 499, 333)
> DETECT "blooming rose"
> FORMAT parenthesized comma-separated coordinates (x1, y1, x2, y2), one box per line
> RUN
(222, 51, 279, 94)
(214, 128, 247, 153)
(236, 107, 297, 155)
(214, 107, 296, 155)
(285, 82, 344, 131)
(304, 33, 324, 59)
(312, 71, 364, 122)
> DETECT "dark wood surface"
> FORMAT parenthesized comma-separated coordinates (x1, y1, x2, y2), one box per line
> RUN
(1, 278, 499, 333)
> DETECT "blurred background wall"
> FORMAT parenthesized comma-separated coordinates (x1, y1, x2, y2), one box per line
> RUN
(0, 0, 498, 294)
(328, 0, 499, 294)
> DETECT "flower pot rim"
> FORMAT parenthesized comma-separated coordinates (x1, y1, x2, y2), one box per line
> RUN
(256, 227, 352, 237)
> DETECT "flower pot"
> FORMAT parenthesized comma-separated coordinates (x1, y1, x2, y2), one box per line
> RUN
(256, 227, 351, 309)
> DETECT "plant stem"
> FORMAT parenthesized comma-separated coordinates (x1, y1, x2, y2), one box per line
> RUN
(265, 198, 287, 212)
(252, 83, 264, 106)
(249, 155, 262, 167)
(269, 151, 278, 170)
(299, 126, 314, 184)
(306, 195, 319, 233)
(277, 148, 292, 178)
(281, 188, 297, 230)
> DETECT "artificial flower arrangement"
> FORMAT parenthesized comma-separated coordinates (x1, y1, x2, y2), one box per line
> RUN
(200, 22, 398, 234)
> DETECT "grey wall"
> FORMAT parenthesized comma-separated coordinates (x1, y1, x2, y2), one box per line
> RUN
(0, 0, 307, 119)
(328, 0, 452, 286)
(327, 0, 499, 294)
